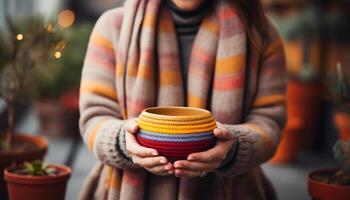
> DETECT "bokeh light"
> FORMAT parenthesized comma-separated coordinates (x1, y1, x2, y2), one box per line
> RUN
(16, 34, 23, 41)
(54, 51, 62, 59)
(58, 10, 75, 28)
(47, 23, 53, 32)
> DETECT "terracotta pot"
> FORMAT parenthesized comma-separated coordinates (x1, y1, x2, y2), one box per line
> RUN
(334, 112, 350, 141)
(137, 106, 217, 161)
(270, 80, 323, 163)
(36, 99, 79, 137)
(60, 88, 79, 112)
(287, 80, 323, 149)
(269, 128, 302, 164)
(308, 168, 350, 200)
(5, 164, 71, 200)
(0, 134, 48, 197)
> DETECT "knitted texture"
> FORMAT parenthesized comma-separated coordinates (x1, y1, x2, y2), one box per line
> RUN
(115, 0, 251, 119)
(94, 120, 137, 169)
(137, 135, 216, 157)
(136, 107, 217, 160)
(138, 130, 214, 142)
(79, 0, 286, 198)
(137, 107, 217, 133)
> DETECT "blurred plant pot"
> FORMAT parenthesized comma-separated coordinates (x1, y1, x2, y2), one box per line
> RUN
(286, 80, 323, 149)
(36, 97, 79, 138)
(270, 80, 323, 163)
(4, 164, 71, 200)
(308, 168, 350, 200)
(334, 112, 350, 141)
(269, 117, 303, 163)
(60, 88, 79, 112)
(0, 134, 48, 197)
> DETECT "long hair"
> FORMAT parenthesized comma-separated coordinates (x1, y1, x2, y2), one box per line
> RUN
(234, 0, 269, 52)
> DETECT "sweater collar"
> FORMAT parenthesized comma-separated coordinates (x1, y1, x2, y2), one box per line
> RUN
(165, 0, 213, 35)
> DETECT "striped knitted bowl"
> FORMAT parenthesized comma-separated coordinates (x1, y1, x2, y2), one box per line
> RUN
(137, 106, 217, 161)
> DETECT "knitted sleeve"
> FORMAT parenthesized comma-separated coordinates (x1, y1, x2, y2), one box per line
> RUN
(215, 25, 287, 177)
(79, 8, 137, 169)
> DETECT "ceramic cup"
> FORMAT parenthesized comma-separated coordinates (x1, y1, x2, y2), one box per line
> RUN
(137, 106, 217, 161)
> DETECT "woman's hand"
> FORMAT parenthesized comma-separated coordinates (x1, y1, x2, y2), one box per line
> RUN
(125, 119, 174, 176)
(173, 123, 235, 177)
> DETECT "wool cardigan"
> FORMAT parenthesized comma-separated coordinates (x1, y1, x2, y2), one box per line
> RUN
(79, 4, 286, 200)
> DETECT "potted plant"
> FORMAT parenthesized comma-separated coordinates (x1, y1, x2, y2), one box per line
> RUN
(0, 16, 62, 195)
(34, 23, 93, 137)
(326, 62, 350, 141)
(308, 140, 350, 200)
(4, 160, 71, 200)
(268, 7, 324, 163)
(307, 62, 350, 199)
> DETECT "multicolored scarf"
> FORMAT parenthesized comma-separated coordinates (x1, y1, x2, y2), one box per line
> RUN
(116, 0, 247, 124)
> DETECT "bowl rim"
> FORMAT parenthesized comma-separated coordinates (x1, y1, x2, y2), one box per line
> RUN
(141, 106, 212, 120)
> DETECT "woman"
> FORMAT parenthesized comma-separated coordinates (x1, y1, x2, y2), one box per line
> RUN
(79, 0, 286, 199)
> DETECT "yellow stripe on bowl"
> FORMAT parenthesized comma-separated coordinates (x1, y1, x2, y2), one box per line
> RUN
(138, 119, 217, 134)
(139, 114, 215, 125)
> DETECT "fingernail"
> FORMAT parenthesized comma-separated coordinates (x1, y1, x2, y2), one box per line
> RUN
(164, 165, 171, 170)
(152, 151, 158, 156)
(168, 170, 174, 174)
(160, 158, 167, 164)
(188, 156, 194, 161)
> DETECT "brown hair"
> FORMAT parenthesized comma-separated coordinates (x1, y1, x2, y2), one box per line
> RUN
(234, 0, 269, 51)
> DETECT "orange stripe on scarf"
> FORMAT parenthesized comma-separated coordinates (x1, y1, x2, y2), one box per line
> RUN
(90, 32, 113, 51)
(104, 166, 113, 191)
(143, 13, 158, 27)
(215, 54, 246, 74)
(188, 93, 206, 108)
(109, 169, 122, 190)
(80, 80, 117, 100)
(159, 71, 183, 85)
(253, 94, 285, 108)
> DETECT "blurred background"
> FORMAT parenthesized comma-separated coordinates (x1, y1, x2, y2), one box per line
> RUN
(0, 0, 349, 199)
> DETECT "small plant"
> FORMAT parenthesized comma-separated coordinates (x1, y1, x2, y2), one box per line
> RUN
(333, 140, 350, 185)
(33, 23, 93, 100)
(326, 62, 350, 112)
(8, 160, 58, 176)
(0, 16, 63, 150)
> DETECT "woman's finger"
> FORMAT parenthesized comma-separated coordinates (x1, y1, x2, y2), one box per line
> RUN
(131, 155, 168, 168)
(125, 131, 158, 157)
(173, 160, 211, 171)
(126, 119, 139, 133)
(213, 128, 233, 140)
(175, 169, 201, 178)
(146, 162, 174, 176)
(188, 140, 233, 162)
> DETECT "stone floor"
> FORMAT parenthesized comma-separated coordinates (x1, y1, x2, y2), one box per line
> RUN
(16, 107, 336, 200)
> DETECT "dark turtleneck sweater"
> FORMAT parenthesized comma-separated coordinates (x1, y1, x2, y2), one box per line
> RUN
(165, 0, 213, 87)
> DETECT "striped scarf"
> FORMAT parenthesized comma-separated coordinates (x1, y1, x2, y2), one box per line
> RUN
(116, 0, 247, 123)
